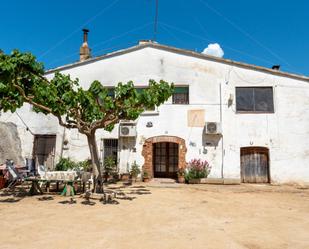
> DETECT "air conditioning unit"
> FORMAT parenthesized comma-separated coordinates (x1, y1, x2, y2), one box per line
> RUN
(119, 123, 137, 137)
(205, 122, 222, 134)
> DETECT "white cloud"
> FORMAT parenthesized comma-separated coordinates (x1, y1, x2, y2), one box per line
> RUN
(202, 43, 224, 58)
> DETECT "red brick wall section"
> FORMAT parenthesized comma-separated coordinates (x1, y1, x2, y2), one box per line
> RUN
(141, 136, 187, 178)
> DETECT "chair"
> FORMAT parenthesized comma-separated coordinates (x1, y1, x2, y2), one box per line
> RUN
(6, 161, 25, 188)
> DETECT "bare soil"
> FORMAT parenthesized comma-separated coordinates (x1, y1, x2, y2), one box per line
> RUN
(0, 183, 309, 249)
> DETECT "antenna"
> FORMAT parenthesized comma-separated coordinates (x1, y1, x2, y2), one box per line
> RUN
(153, 0, 159, 41)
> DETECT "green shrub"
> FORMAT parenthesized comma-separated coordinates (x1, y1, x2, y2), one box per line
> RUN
(104, 156, 117, 176)
(76, 160, 92, 172)
(130, 161, 141, 178)
(55, 158, 76, 171)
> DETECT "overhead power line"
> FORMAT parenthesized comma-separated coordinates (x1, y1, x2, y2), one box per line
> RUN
(38, 0, 120, 59)
(46, 22, 153, 69)
(159, 22, 276, 65)
(198, 0, 295, 69)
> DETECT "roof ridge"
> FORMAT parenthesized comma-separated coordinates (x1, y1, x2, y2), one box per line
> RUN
(45, 42, 309, 82)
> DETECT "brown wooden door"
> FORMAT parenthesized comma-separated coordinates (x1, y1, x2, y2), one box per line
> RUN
(33, 135, 56, 170)
(153, 142, 178, 178)
(241, 147, 269, 183)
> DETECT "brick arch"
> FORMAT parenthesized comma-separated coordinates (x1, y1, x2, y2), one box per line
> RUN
(142, 136, 187, 178)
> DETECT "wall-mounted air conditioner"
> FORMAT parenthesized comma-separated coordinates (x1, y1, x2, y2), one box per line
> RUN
(205, 122, 222, 135)
(119, 122, 137, 137)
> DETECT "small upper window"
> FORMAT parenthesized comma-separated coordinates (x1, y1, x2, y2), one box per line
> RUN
(173, 87, 189, 104)
(236, 87, 274, 113)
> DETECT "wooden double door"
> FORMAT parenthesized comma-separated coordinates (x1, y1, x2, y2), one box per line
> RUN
(153, 142, 179, 178)
(33, 135, 56, 170)
(241, 147, 270, 183)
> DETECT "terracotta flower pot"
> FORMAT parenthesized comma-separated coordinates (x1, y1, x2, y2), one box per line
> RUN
(178, 176, 185, 183)
(143, 177, 150, 183)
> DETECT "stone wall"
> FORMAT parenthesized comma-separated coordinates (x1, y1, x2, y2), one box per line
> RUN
(0, 122, 24, 165)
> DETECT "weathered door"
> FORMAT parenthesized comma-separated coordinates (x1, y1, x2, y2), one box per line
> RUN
(241, 147, 269, 183)
(33, 135, 56, 170)
(153, 142, 178, 178)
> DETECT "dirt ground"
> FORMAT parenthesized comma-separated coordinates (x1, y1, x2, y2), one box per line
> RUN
(0, 182, 309, 249)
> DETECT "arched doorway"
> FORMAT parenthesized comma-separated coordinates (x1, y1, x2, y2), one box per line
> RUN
(142, 136, 187, 179)
(240, 147, 270, 183)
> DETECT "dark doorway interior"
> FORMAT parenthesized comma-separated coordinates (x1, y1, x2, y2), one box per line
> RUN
(241, 147, 270, 183)
(33, 135, 56, 170)
(153, 142, 178, 178)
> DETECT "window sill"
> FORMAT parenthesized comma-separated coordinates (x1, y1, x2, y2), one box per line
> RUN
(236, 111, 274, 114)
(140, 110, 160, 116)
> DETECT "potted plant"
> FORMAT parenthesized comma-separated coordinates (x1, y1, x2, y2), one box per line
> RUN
(177, 168, 186, 183)
(142, 171, 150, 182)
(130, 161, 141, 182)
(185, 159, 211, 184)
(103, 156, 117, 182)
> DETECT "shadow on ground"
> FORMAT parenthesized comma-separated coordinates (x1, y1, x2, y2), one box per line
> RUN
(0, 181, 152, 206)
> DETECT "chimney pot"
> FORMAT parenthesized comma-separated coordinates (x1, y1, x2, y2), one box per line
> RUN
(272, 65, 280, 70)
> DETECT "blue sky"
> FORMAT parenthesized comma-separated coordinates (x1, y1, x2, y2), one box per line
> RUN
(1, 0, 308, 75)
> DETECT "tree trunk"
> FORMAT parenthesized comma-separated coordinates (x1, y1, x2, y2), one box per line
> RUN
(86, 131, 104, 193)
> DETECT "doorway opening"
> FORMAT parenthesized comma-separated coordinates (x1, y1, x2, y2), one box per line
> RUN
(240, 147, 270, 183)
(33, 135, 56, 170)
(153, 142, 179, 178)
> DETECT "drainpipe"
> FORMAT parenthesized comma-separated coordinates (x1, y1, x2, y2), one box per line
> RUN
(219, 83, 224, 179)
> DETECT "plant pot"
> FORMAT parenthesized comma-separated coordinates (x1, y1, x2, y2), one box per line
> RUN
(143, 177, 150, 183)
(188, 178, 201, 184)
(120, 173, 130, 181)
(178, 176, 185, 183)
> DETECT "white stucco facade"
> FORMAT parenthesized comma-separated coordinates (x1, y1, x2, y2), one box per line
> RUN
(1, 42, 309, 184)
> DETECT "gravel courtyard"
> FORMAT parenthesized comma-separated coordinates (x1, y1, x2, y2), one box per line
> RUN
(0, 183, 309, 249)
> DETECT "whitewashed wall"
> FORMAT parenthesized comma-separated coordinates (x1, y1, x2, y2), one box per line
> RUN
(1, 45, 308, 184)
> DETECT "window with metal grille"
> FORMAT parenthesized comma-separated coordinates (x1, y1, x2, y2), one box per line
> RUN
(172, 87, 189, 104)
(103, 139, 118, 161)
(236, 87, 274, 113)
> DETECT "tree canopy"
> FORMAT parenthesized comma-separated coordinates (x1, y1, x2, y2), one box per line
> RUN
(0, 50, 174, 135)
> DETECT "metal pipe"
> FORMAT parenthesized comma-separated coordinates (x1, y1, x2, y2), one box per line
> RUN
(219, 83, 224, 179)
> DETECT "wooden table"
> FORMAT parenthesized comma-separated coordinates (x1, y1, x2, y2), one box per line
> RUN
(25, 178, 84, 196)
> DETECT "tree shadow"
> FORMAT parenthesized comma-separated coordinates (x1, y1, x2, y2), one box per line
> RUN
(0, 197, 22, 203)
(37, 196, 54, 201)
(116, 196, 136, 201)
(59, 198, 77, 205)
(81, 200, 96, 206)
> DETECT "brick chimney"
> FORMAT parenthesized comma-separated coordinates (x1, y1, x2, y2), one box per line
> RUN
(80, 29, 91, 61)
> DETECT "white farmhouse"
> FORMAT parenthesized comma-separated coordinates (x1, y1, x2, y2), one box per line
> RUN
(1, 35, 309, 184)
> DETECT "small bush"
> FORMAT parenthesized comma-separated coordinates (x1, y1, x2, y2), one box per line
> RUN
(185, 159, 211, 181)
(104, 156, 117, 176)
(55, 158, 76, 171)
(76, 160, 92, 172)
(130, 161, 141, 178)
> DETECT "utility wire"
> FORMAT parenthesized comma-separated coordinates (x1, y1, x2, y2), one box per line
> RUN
(46, 22, 153, 69)
(160, 22, 276, 65)
(198, 0, 295, 69)
(153, 0, 159, 41)
(38, 0, 120, 59)
(15, 111, 34, 135)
